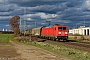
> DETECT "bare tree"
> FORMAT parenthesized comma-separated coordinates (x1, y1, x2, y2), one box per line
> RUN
(9, 16, 20, 36)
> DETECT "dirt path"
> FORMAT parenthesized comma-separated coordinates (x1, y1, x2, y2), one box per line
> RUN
(0, 41, 70, 60)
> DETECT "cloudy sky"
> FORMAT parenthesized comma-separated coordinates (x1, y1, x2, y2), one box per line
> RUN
(0, 0, 90, 31)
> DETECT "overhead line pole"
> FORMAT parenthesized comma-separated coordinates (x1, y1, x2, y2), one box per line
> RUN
(24, 8, 26, 36)
(84, 20, 86, 26)
(20, 19, 22, 34)
(35, 21, 36, 27)
(46, 21, 51, 26)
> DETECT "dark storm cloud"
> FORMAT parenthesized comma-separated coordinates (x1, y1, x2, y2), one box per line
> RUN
(8, 0, 67, 7)
(0, 4, 15, 12)
(60, 7, 90, 21)
(0, 0, 90, 30)
(23, 0, 90, 28)
(8, 0, 84, 14)
(2, 0, 85, 16)
(66, 0, 84, 7)
(28, 3, 68, 14)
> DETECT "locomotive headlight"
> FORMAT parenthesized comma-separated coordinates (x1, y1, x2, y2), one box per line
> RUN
(65, 32, 68, 34)
(59, 32, 61, 34)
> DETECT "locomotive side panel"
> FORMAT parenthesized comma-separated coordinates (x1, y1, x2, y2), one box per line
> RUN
(41, 27, 54, 37)
(41, 25, 68, 40)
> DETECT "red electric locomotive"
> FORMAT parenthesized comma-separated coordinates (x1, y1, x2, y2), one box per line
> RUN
(41, 24, 68, 41)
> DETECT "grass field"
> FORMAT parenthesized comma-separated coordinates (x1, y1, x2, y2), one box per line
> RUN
(21, 40, 90, 60)
(0, 34, 13, 44)
(0, 34, 90, 60)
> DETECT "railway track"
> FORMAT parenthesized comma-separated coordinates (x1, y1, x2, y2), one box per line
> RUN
(18, 36, 90, 52)
(44, 39, 90, 52)
(63, 41, 90, 48)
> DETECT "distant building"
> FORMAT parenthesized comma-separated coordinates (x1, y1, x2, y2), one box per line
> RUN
(69, 26, 90, 35)
(2, 28, 5, 31)
(6, 29, 7, 31)
(2, 28, 8, 31)
(69, 29, 73, 34)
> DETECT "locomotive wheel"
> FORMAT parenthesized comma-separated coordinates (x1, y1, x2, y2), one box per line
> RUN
(52, 38, 56, 41)
(63, 39, 67, 42)
(57, 39, 60, 42)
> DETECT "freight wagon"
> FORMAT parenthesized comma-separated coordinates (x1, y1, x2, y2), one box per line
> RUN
(21, 29, 32, 36)
(21, 27, 41, 37)
(31, 27, 41, 37)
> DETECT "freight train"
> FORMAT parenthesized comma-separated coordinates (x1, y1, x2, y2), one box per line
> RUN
(21, 24, 68, 41)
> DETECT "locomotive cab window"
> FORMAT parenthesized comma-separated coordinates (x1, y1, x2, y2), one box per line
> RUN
(58, 27, 62, 30)
(58, 27, 67, 30)
(63, 27, 66, 30)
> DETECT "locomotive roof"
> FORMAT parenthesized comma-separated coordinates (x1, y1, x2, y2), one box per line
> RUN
(43, 25, 67, 28)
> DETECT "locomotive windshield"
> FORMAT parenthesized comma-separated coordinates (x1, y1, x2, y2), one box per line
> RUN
(58, 27, 67, 30)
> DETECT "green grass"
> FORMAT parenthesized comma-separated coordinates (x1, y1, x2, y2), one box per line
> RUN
(68, 36, 90, 42)
(0, 34, 13, 44)
(2, 34, 90, 60)
(20, 41, 90, 60)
